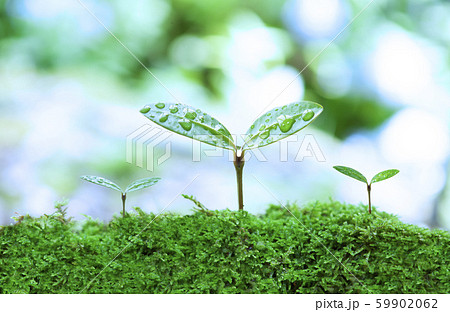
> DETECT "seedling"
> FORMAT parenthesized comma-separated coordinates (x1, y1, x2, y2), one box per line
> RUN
(333, 166, 399, 214)
(140, 101, 323, 211)
(182, 194, 213, 215)
(80, 176, 160, 217)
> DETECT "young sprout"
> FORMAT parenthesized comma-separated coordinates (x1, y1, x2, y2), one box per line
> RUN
(333, 166, 399, 214)
(80, 176, 160, 217)
(140, 101, 323, 211)
(182, 194, 212, 215)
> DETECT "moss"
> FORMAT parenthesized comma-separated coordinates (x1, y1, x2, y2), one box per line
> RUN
(1, 201, 449, 294)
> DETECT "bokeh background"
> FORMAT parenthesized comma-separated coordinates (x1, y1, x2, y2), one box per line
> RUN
(1, 0, 449, 229)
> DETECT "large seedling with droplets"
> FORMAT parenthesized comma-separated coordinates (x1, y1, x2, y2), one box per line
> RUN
(140, 101, 323, 210)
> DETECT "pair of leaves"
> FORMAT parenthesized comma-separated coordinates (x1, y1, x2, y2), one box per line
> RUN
(140, 101, 323, 152)
(333, 166, 399, 185)
(80, 176, 160, 194)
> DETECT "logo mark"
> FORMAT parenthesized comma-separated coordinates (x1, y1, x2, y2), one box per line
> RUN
(126, 125, 172, 171)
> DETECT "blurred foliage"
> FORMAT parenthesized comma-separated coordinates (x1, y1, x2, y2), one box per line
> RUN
(1, 0, 448, 137)
(1, 201, 449, 293)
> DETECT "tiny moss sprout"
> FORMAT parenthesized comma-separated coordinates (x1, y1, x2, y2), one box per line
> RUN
(141, 101, 323, 211)
(52, 199, 71, 224)
(333, 166, 399, 214)
(182, 194, 212, 215)
(80, 176, 160, 217)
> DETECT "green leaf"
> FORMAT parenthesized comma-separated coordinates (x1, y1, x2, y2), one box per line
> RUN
(140, 102, 236, 151)
(333, 166, 368, 184)
(370, 169, 399, 185)
(242, 101, 323, 150)
(125, 177, 161, 193)
(80, 175, 122, 192)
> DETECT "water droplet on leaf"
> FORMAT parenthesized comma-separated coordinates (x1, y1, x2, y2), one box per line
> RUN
(217, 128, 227, 135)
(302, 110, 315, 121)
(159, 114, 169, 122)
(155, 103, 165, 109)
(259, 125, 266, 131)
(277, 115, 295, 133)
(170, 106, 179, 114)
(140, 106, 151, 114)
(185, 111, 197, 120)
(178, 120, 192, 131)
(259, 131, 270, 139)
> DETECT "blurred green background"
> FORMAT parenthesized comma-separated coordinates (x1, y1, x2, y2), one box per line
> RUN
(0, 0, 449, 229)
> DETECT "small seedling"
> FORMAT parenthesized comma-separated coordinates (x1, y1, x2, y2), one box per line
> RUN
(53, 199, 72, 224)
(333, 166, 399, 214)
(141, 101, 323, 211)
(182, 194, 213, 215)
(80, 176, 160, 217)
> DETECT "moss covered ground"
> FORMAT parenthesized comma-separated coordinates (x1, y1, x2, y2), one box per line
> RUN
(1, 201, 449, 293)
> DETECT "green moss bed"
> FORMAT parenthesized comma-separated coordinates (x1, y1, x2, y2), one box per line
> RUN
(1, 201, 449, 294)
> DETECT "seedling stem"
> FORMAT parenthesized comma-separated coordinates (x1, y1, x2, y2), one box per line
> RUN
(122, 193, 127, 217)
(234, 150, 245, 211)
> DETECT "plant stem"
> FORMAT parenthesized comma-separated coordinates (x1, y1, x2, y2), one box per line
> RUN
(234, 150, 245, 211)
(367, 184, 372, 214)
(122, 193, 127, 217)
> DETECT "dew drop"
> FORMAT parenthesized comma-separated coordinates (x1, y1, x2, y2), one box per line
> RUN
(265, 119, 270, 123)
(140, 106, 151, 114)
(277, 115, 295, 133)
(178, 120, 192, 131)
(159, 114, 169, 122)
(259, 125, 266, 131)
(155, 103, 165, 109)
(217, 128, 227, 135)
(170, 106, 179, 114)
(259, 131, 270, 139)
(302, 110, 315, 121)
(250, 125, 255, 130)
(267, 112, 272, 116)
(185, 111, 197, 120)
(282, 105, 287, 109)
